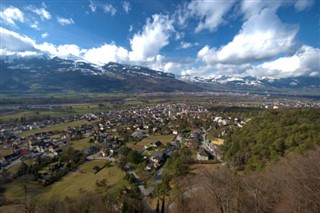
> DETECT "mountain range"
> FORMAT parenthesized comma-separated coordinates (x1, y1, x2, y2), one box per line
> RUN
(1, 55, 319, 97)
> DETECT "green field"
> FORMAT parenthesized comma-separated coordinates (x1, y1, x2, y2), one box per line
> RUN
(70, 138, 93, 151)
(7, 162, 22, 175)
(0, 148, 12, 158)
(21, 120, 96, 137)
(36, 161, 124, 201)
(0, 204, 21, 213)
(0, 103, 113, 124)
(4, 176, 43, 201)
(4, 161, 124, 204)
(0, 110, 69, 123)
(128, 134, 176, 150)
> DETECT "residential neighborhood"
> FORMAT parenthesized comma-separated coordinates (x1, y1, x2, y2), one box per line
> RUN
(1, 100, 319, 212)
(0, 103, 246, 184)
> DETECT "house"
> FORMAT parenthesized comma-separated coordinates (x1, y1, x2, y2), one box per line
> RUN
(145, 163, 153, 171)
(131, 130, 149, 140)
(3, 151, 20, 163)
(150, 151, 166, 168)
(197, 151, 209, 161)
(164, 144, 176, 157)
(171, 140, 181, 148)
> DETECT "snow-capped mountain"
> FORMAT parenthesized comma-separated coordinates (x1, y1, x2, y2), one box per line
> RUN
(1, 55, 319, 95)
(180, 74, 320, 90)
(0, 56, 201, 94)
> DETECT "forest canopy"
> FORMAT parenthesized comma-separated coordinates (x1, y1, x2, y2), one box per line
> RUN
(223, 109, 320, 170)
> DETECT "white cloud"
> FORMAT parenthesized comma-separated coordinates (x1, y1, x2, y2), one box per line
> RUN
(173, 3, 190, 27)
(129, 14, 174, 61)
(241, 0, 315, 17)
(83, 44, 129, 65)
(188, 0, 236, 32)
(179, 41, 199, 49)
(56, 44, 81, 57)
(122, 1, 131, 14)
(0, 6, 24, 26)
(36, 42, 56, 55)
(57, 16, 74, 25)
(89, 1, 97, 12)
(27, 6, 51, 20)
(175, 31, 184, 40)
(295, 0, 314, 11)
(0, 27, 36, 51)
(41, 32, 49, 38)
(198, 8, 298, 65)
(36, 43, 83, 59)
(180, 42, 192, 49)
(103, 4, 116, 16)
(88, 1, 117, 16)
(30, 21, 40, 30)
(249, 45, 320, 78)
(241, 0, 284, 18)
(129, 25, 133, 32)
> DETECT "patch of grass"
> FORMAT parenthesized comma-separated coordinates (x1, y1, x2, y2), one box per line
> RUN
(0, 110, 68, 123)
(67, 103, 113, 114)
(70, 138, 92, 151)
(36, 161, 125, 201)
(190, 163, 221, 175)
(0, 148, 12, 158)
(207, 129, 220, 141)
(0, 204, 21, 213)
(50, 134, 61, 139)
(21, 120, 96, 137)
(128, 135, 175, 151)
(4, 176, 43, 201)
(124, 101, 145, 106)
(7, 162, 22, 175)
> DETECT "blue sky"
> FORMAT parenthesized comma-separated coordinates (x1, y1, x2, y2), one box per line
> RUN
(0, 0, 319, 78)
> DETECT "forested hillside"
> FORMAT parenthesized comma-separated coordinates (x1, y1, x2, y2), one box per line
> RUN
(223, 109, 320, 170)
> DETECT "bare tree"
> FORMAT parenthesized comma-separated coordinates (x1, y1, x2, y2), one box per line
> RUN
(22, 184, 37, 213)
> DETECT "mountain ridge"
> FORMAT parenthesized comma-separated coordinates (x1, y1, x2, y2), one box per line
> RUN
(1, 56, 319, 96)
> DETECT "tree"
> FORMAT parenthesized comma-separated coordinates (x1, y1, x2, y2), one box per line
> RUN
(22, 184, 37, 213)
(127, 150, 143, 165)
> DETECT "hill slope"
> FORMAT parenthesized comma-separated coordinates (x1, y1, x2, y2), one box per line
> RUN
(0, 57, 202, 94)
(223, 108, 320, 170)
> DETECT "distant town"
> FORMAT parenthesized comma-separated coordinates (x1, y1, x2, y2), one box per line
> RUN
(0, 93, 320, 212)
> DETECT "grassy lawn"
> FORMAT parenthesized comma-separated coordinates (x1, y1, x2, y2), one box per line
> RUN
(0, 204, 22, 213)
(50, 134, 61, 139)
(124, 100, 145, 106)
(4, 177, 43, 201)
(190, 163, 221, 175)
(7, 162, 22, 175)
(35, 161, 125, 201)
(128, 134, 175, 151)
(70, 138, 92, 151)
(68, 103, 112, 114)
(21, 120, 96, 137)
(0, 110, 69, 123)
(0, 148, 12, 158)
(207, 129, 217, 141)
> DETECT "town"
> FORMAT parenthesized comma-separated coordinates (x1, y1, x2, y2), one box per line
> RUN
(1, 97, 320, 212)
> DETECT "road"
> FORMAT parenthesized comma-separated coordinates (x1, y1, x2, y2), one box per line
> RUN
(127, 170, 155, 196)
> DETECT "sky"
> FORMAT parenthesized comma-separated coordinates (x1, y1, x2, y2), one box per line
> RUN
(0, 0, 319, 78)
